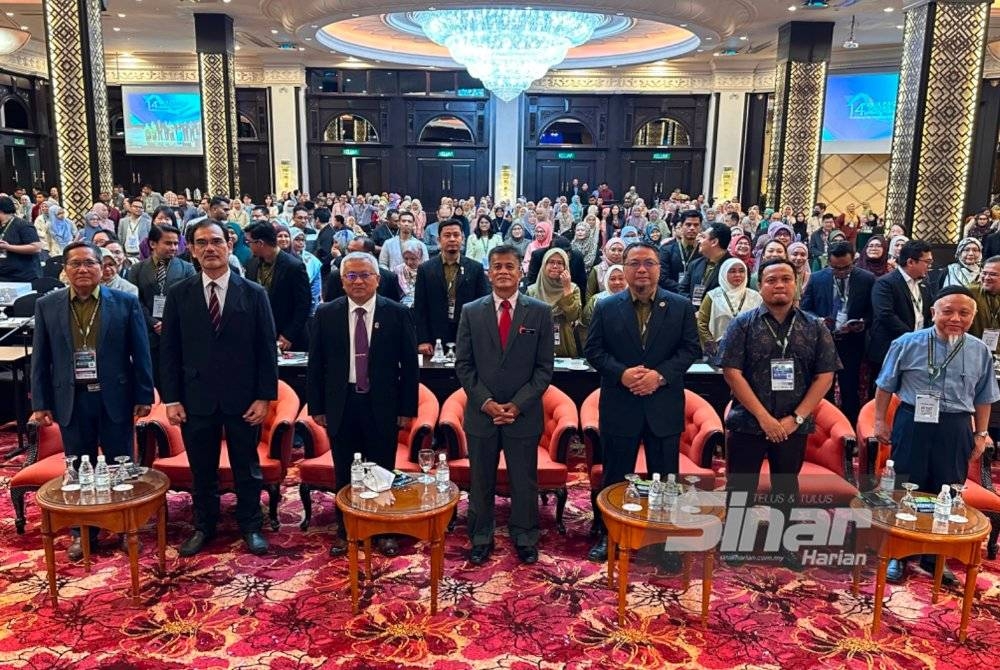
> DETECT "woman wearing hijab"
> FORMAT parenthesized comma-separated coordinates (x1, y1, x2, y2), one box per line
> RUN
(569, 194, 583, 222)
(856, 235, 890, 277)
(940, 237, 983, 289)
(728, 233, 755, 276)
(46, 206, 75, 256)
(644, 223, 663, 246)
(504, 222, 530, 258)
(527, 247, 582, 358)
(289, 228, 322, 314)
(697, 258, 762, 362)
(886, 234, 909, 272)
(619, 225, 641, 247)
(522, 221, 553, 273)
(787, 241, 811, 298)
(587, 237, 625, 299)
(571, 218, 601, 271)
(394, 239, 423, 308)
(555, 203, 576, 234)
(578, 264, 627, 349)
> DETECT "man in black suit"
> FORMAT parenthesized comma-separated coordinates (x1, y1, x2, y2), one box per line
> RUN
(678, 222, 732, 305)
(412, 219, 490, 355)
(800, 241, 875, 425)
(160, 219, 279, 557)
(245, 222, 312, 352)
(659, 210, 703, 293)
(323, 237, 402, 303)
(455, 244, 554, 565)
(127, 223, 196, 389)
(308, 251, 418, 557)
(867, 239, 934, 383)
(584, 241, 702, 562)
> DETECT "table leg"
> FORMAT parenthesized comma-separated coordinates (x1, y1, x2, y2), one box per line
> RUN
(42, 520, 57, 607)
(872, 555, 887, 635)
(959, 562, 981, 643)
(430, 537, 442, 616)
(617, 546, 630, 626)
(81, 527, 92, 572)
(931, 556, 944, 604)
(702, 550, 714, 627)
(12, 359, 24, 451)
(607, 538, 617, 588)
(349, 538, 360, 615)
(127, 530, 140, 605)
(852, 560, 862, 596)
(157, 504, 166, 572)
(363, 539, 372, 580)
(682, 553, 692, 591)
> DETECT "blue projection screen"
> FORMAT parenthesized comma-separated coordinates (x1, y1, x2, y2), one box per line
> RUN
(122, 86, 204, 156)
(821, 73, 899, 154)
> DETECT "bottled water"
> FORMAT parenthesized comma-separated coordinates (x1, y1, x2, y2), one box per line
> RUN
(435, 453, 450, 492)
(664, 473, 679, 509)
(350, 453, 365, 493)
(78, 455, 95, 491)
(878, 459, 896, 497)
(933, 484, 952, 523)
(431, 338, 446, 363)
(94, 455, 111, 492)
(647, 473, 664, 511)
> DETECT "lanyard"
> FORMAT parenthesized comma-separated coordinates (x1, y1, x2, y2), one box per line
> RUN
(680, 243, 697, 270)
(763, 312, 797, 358)
(70, 291, 101, 349)
(701, 262, 718, 289)
(908, 282, 923, 313)
(834, 275, 849, 303)
(721, 291, 747, 316)
(928, 333, 964, 383)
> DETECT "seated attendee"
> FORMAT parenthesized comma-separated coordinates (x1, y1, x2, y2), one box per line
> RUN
(379, 211, 427, 270)
(571, 218, 601, 272)
(787, 241, 811, 298)
(522, 221, 553, 273)
(527, 248, 582, 358)
(939, 237, 982, 289)
(697, 258, 761, 361)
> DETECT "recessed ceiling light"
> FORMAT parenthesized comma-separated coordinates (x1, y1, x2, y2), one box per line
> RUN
(739, 35, 748, 40)
(705, 36, 713, 41)
(4, 12, 13, 17)
(112, 26, 121, 31)
(298, 47, 305, 51)
(305, 37, 312, 41)
(270, 29, 278, 34)
(351, 13, 359, 17)
(680, 23, 688, 27)
(697, 48, 704, 52)
(19, 25, 27, 30)
(222, 0, 231, 3)
(615, 12, 623, 16)
(311, 25, 318, 28)
(234, 45, 241, 50)
(788, 5, 796, 10)
(428, 6, 436, 10)
(116, 12, 125, 17)
(883, 6, 894, 11)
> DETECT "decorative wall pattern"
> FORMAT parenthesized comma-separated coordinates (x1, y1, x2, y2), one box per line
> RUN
(200, 53, 233, 197)
(818, 154, 889, 218)
(775, 61, 826, 212)
(764, 62, 788, 209)
(226, 56, 242, 197)
(532, 69, 775, 93)
(105, 62, 305, 86)
(86, 0, 112, 196)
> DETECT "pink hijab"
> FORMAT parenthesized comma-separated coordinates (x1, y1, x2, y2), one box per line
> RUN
(523, 222, 553, 272)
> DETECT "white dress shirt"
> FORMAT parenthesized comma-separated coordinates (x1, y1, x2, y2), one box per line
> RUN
(898, 266, 924, 330)
(202, 269, 231, 312)
(492, 292, 517, 325)
(348, 294, 377, 384)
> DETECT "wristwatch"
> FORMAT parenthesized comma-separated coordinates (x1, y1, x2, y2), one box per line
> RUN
(793, 414, 805, 426)
(975, 430, 990, 438)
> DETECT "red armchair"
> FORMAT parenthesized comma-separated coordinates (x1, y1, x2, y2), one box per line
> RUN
(857, 396, 1000, 559)
(9, 421, 65, 534)
(295, 383, 440, 530)
(136, 380, 300, 530)
(437, 385, 578, 534)
(725, 399, 858, 504)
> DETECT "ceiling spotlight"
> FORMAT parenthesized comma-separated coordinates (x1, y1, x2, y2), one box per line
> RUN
(3, 12, 12, 17)
(680, 23, 688, 27)
(739, 35, 747, 40)
(298, 47, 305, 51)
(896, 24, 904, 29)
(311, 25, 319, 28)
(270, 29, 278, 34)
(305, 37, 312, 40)
(112, 26, 121, 31)
(843, 14, 859, 49)
(351, 13, 359, 17)
(884, 7, 894, 12)
(787, 5, 796, 10)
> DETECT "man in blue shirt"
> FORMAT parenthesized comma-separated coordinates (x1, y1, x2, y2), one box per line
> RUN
(874, 285, 1000, 584)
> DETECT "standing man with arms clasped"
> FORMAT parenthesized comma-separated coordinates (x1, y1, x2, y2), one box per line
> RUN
(159, 220, 279, 557)
(307, 251, 418, 558)
(30, 241, 154, 561)
(455, 245, 554, 565)
(584, 241, 702, 562)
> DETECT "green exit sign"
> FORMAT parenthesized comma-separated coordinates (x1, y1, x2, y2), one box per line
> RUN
(556, 151, 576, 160)
(436, 150, 455, 158)
(652, 152, 671, 160)
(342, 148, 361, 156)
(12, 138, 26, 146)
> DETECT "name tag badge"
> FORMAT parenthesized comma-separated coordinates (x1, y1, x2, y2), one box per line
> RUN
(914, 392, 940, 424)
(152, 295, 166, 319)
(125, 234, 140, 254)
(692, 285, 706, 307)
(74, 348, 98, 382)
(835, 309, 849, 331)
(982, 329, 1000, 352)
(553, 323, 561, 347)
(678, 272, 687, 286)
(770, 358, 795, 391)
(447, 300, 455, 321)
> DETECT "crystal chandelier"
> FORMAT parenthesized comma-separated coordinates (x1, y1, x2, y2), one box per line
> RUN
(413, 8, 604, 101)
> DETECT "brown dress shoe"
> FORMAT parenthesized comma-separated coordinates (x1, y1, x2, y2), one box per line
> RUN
(328, 536, 348, 557)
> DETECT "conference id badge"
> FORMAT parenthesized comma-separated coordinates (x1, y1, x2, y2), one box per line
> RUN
(770, 358, 795, 391)
(152, 295, 166, 319)
(125, 234, 140, 255)
(73, 348, 98, 381)
(447, 299, 455, 320)
(553, 323, 561, 347)
(692, 285, 706, 307)
(678, 272, 687, 286)
(982, 329, 1000, 352)
(914, 392, 940, 424)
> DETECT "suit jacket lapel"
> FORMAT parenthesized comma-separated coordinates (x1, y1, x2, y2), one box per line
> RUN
(618, 293, 643, 352)
(500, 295, 530, 363)
(217, 274, 242, 336)
(59, 293, 74, 356)
(643, 291, 669, 347)
(485, 296, 503, 355)
(98, 289, 112, 351)
(370, 297, 387, 358)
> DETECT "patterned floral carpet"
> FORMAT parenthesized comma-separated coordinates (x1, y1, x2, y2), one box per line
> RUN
(0, 438, 998, 669)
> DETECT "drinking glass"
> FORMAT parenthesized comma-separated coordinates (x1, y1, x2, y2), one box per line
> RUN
(622, 473, 642, 512)
(445, 342, 457, 365)
(359, 462, 379, 499)
(418, 448, 435, 484)
(113, 455, 134, 491)
(61, 456, 80, 492)
(681, 475, 701, 513)
(900, 482, 919, 514)
(950, 483, 968, 522)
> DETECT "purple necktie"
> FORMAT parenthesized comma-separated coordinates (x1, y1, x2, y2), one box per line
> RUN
(354, 307, 370, 393)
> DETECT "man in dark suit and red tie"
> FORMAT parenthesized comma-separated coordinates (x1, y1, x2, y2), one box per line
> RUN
(584, 240, 702, 562)
(455, 244, 554, 565)
(307, 251, 419, 558)
(159, 219, 279, 557)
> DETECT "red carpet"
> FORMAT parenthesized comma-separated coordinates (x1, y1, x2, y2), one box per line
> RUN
(1, 445, 998, 668)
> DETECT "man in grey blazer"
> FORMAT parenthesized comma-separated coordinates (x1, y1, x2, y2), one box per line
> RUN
(455, 244, 554, 565)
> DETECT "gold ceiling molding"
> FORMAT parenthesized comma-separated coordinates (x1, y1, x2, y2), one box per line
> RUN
(1, 50, 48, 78)
(532, 69, 775, 93)
(104, 61, 305, 86)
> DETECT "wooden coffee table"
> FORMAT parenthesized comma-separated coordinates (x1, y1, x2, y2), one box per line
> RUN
(36, 469, 169, 606)
(850, 494, 991, 642)
(597, 482, 725, 626)
(336, 482, 460, 615)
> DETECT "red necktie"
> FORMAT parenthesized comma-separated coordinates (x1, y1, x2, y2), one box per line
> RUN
(498, 299, 512, 349)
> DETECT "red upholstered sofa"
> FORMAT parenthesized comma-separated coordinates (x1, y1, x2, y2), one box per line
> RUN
(295, 383, 440, 529)
(437, 385, 578, 534)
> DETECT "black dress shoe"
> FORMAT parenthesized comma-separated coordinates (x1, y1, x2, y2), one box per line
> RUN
(588, 537, 608, 563)
(919, 556, 958, 586)
(244, 531, 269, 556)
(376, 537, 399, 557)
(516, 545, 539, 564)
(657, 551, 682, 574)
(468, 542, 494, 565)
(328, 536, 348, 557)
(179, 531, 212, 557)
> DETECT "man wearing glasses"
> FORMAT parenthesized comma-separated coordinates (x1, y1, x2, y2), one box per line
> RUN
(307, 251, 418, 558)
(30, 241, 154, 561)
(868, 240, 935, 386)
(584, 241, 701, 562)
(970, 255, 1000, 355)
(159, 220, 278, 557)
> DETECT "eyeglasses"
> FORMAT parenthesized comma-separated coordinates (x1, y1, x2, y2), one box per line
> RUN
(66, 259, 101, 268)
(193, 238, 227, 248)
(344, 271, 376, 282)
(624, 260, 658, 269)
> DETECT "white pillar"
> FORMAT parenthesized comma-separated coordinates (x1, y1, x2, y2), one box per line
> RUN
(268, 84, 301, 195)
(491, 95, 523, 203)
(712, 91, 747, 203)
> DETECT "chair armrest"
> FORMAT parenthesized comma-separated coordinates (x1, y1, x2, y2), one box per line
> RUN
(582, 427, 602, 469)
(438, 417, 467, 460)
(842, 436, 857, 487)
(31, 421, 65, 462)
(297, 418, 331, 459)
(548, 401, 580, 463)
(268, 421, 294, 467)
(21, 422, 42, 467)
(973, 444, 997, 493)
(688, 427, 723, 470)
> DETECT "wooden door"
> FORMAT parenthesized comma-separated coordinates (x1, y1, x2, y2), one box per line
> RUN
(418, 159, 446, 205)
(534, 161, 563, 202)
(356, 158, 382, 195)
(321, 156, 353, 194)
(448, 160, 475, 199)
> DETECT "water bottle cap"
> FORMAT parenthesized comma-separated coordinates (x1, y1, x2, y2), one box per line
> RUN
(81, 455, 90, 462)
(941, 484, 950, 493)
(438, 453, 446, 461)
(353, 452, 361, 460)
(885, 460, 894, 467)
(652, 473, 661, 481)
(666, 473, 675, 481)
(97, 455, 105, 462)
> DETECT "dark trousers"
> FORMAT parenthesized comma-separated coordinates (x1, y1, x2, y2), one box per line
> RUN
(467, 430, 540, 549)
(726, 431, 807, 516)
(595, 423, 680, 530)
(182, 412, 263, 535)
(831, 333, 864, 425)
(890, 404, 972, 495)
(60, 387, 134, 538)
(328, 389, 396, 533)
